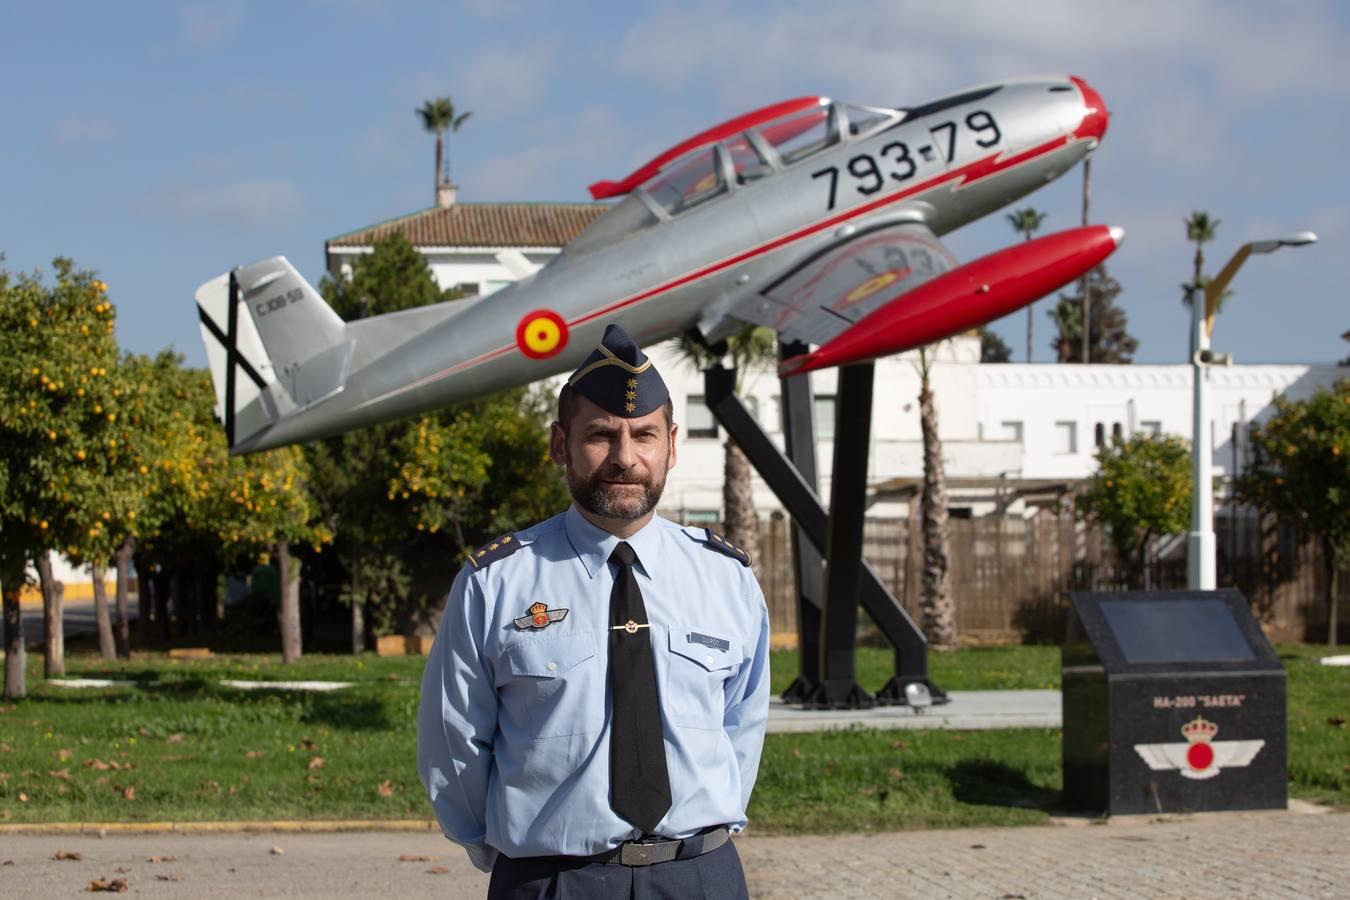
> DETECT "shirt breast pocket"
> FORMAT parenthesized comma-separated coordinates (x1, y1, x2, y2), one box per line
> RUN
(664, 628, 742, 730)
(498, 632, 602, 738)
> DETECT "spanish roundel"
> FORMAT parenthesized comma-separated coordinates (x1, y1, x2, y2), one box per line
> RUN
(516, 310, 569, 359)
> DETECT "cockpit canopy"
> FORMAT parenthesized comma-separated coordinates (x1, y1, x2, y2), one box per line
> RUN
(564, 98, 899, 258)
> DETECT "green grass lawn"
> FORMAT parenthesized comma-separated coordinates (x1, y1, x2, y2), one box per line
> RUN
(0, 645, 1344, 831)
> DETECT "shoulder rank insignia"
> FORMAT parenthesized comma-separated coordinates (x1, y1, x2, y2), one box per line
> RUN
(513, 602, 569, 630)
(464, 533, 522, 570)
(703, 528, 752, 567)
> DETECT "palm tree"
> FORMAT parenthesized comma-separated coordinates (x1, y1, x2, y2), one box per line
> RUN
(916, 347, 957, 648)
(416, 97, 472, 192)
(1181, 211, 1220, 307)
(1007, 207, 1048, 362)
(672, 326, 778, 565)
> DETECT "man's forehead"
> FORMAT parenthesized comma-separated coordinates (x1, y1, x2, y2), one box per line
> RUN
(571, 394, 667, 433)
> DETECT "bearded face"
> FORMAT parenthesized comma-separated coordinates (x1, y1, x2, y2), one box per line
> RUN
(564, 458, 667, 521)
(549, 395, 677, 528)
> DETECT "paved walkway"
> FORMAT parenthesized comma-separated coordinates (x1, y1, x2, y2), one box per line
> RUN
(2, 807, 1343, 898)
(768, 691, 1061, 733)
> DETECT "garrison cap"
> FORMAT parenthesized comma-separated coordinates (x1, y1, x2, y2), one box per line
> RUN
(566, 324, 669, 418)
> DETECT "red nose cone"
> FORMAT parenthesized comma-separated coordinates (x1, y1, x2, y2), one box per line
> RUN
(1070, 76, 1108, 142)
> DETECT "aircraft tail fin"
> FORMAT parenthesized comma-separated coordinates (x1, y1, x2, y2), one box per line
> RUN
(195, 257, 352, 452)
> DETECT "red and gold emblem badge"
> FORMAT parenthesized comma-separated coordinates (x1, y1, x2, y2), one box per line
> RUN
(513, 602, 569, 630)
(516, 309, 569, 360)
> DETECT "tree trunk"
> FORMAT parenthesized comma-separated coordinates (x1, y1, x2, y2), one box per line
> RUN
(155, 567, 171, 643)
(919, 375, 957, 648)
(722, 438, 761, 568)
(1080, 157, 1092, 363)
(276, 540, 302, 663)
(92, 562, 115, 660)
(1326, 538, 1340, 650)
(351, 593, 365, 656)
(114, 536, 133, 659)
(435, 134, 444, 188)
(37, 551, 64, 678)
(2, 572, 25, 700)
(134, 555, 154, 645)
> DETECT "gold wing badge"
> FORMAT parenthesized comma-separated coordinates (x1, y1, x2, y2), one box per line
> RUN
(513, 601, 569, 630)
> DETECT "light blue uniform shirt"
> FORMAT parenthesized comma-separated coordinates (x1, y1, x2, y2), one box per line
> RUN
(417, 506, 771, 872)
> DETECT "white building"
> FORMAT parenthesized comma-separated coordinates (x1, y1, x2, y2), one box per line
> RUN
(327, 198, 1346, 523)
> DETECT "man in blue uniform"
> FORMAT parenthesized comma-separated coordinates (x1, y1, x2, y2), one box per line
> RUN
(417, 323, 770, 899)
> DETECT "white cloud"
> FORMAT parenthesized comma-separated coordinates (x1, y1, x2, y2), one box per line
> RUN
(164, 178, 305, 223)
(50, 115, 118, 145)
(453, 41, 559, 114)
(176, 0, 245, 51)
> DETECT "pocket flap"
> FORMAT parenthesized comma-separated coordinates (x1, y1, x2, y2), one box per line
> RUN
(505, 633, 597, 678)
(668, 628, 740, 671)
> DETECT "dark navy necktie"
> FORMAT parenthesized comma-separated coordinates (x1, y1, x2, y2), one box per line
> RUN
(607, 541, 672, 833)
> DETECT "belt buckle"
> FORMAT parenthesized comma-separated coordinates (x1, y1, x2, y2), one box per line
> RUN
(619, 839, 677, 866)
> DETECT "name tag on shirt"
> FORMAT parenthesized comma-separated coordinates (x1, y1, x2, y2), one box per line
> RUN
(687, 632, 730, 652)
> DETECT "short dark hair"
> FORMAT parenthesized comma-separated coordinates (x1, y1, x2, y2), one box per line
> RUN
(556, 383, 674, 432)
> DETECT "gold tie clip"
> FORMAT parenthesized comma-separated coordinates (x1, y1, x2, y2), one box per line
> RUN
(611, 620, 649, 634)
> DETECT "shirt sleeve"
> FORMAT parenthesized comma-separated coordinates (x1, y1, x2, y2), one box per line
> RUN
(417, 565, 500, 873)
(721, 573, 771, 813)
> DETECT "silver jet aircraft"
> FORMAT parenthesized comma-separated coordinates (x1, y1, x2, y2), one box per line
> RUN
(196, 76, 1120, 453)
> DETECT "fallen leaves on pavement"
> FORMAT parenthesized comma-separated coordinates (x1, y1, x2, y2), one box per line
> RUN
(146, 856, 177, 864)
(85, 877, 128, 893)
(270, 846, 285, 855)
(53, 850, 83, 861)
(399, 855, 432, 862)
(155, 874, 184, 882)
(426, 866, 451, 875)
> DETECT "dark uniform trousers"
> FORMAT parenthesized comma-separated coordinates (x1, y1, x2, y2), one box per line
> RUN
(487, 840, 750, 900)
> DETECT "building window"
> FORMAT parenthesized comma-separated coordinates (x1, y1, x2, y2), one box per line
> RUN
(1094, 422, 1106, 448)
(1000, 420, 1023, 442)
(1112, 422, 1124, 443)
(814, 395, 836, 440)
(455, 282, 480, 297)
(1139, 420, 1162, 436)
(1054, 421, 1078, 455)
(686, 395, 718, 439)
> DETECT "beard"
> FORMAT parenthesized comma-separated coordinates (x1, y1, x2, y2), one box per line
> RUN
(566, 463, 667, 521)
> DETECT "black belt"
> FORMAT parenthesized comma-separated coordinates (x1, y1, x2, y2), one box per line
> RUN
(547, 827, 730, 867)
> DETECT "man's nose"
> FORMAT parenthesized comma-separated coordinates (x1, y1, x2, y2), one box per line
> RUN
(609, 432, 638, 470)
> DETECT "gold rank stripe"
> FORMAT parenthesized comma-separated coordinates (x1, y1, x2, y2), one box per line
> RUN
(566, 344, 654, 386)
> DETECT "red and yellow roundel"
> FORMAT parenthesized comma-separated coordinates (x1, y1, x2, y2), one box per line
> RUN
(840, 267, 912, 307)
(516, 310, 569, 360)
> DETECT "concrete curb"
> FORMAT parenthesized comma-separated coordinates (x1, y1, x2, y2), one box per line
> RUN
(0, 819, 440, 836)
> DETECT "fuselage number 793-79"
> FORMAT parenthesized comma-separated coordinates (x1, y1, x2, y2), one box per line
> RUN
(811, 109, 1003, 210)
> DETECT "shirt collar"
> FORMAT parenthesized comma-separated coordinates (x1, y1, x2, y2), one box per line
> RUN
(563, 504, 660, 581)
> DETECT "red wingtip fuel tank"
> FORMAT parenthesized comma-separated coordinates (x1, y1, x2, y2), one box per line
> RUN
(779, 225, 1124, 377)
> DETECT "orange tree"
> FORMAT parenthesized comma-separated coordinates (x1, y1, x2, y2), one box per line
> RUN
(1079, 433, 1192, 589)
(0, 258, 124, 692)
(1239, 380, 1350, 647)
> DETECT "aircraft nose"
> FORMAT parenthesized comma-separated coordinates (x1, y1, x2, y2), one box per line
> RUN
(1069, 76, 1108, 143)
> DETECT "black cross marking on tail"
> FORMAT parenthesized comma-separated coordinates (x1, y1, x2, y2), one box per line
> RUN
(196, 270, 266, 448)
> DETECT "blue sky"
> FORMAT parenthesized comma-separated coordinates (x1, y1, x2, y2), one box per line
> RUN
(3, 0, 1347, 368)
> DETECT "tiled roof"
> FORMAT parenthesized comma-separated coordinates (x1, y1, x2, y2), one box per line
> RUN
(326, 202, 611, 250)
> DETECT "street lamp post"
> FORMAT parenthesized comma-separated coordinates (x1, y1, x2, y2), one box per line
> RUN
(1187, 231, 1317, 590)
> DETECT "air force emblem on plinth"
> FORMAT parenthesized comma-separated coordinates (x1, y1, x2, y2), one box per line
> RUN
(514, 602, 568, 630)
(1134, 716, 1264, 780)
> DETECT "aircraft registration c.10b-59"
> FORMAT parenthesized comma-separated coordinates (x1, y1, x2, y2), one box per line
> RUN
(196, 76, 1121, 453)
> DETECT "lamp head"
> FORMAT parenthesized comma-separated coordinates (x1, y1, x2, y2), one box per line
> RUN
(1249, 231, 1318, 254)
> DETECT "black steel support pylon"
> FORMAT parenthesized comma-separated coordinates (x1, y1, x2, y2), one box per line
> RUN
(702, 362, 945, 709)
(777, 340, 823, 702)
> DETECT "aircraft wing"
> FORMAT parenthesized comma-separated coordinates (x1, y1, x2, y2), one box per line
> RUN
(725, 219, 959, 346)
